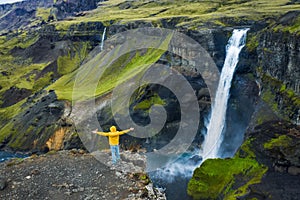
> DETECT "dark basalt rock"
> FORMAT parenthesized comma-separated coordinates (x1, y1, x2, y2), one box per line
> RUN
(258, 28, 300, 94)
(249, 121, 300, 167)
(1, 87, 31, 108)
(0, 8, 36, 31)
(241, 121, 300, 200)
(0, 91, 65, 152)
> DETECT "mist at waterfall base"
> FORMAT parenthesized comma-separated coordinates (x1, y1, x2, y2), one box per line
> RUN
(148, 29, 253, 200)
(148, 149, 201, 200)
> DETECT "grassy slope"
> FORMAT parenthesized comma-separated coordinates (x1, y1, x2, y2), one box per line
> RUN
(0, 32, 52, 103)
(48, 32, 172, 101)
(53, 0, 300, 31)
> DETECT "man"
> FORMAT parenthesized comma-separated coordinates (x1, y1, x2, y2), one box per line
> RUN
(92, 126, 134, 164)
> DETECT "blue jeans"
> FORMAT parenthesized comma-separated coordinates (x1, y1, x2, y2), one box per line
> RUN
(110, 145, 120, 164)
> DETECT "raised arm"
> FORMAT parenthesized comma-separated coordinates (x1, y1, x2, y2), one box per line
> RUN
(92, 129, 109, 136)
(119, 128, 134, 135)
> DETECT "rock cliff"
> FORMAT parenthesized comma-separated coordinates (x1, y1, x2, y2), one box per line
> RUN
(0, 0, 299, 199)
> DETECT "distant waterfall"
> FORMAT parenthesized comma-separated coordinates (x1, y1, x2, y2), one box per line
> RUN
(100, 27, 107, 51)
(202, 29, 249, 160)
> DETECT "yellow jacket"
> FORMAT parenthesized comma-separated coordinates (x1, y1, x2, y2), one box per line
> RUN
(96, 126, 131, 146)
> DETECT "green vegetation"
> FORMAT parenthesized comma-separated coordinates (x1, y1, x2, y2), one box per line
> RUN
(0, 32, 39, 53)
(236, 138, 256, 158)
(188, 138, 267, 199)
(33, 72, 53, 91)
(36, 8, 51, 21)
(48, 32, 173, 101)
(57, 42, 90, 75)
(52, 0, 300, 32)
(0, 120, 16, 143)
(280, 84, 300, 107)
(264, 135, 292, 150)
(0, 62, 50, 93)
(259, 73, 300, 121)
(0, 113, 56, 151)
(261, 89, 280, 113)
(246, 34, 259, 52)
(0, 30, 52, 100)
(134, 94, 166, 110)
(273, 14, 300, 34)
(188, 158, 267, 200)
(0, 99, 26, 126)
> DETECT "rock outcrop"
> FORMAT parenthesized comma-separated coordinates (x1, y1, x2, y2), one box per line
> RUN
(0, 150, 166, 200)
(0, 0, 102, 32)
(188, 120, 300, 199)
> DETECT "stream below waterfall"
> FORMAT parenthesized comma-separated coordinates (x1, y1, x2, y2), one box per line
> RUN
(0, 151, 27, 162)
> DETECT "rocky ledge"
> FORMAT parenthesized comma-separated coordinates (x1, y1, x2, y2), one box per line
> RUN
(188, 120, 300, 199)
(0, 150, 166, 200)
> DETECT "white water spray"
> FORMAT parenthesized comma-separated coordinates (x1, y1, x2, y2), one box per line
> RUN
(202, 29, 249, 160)
(100, 27, 106, 51)
(149, 29, 249, 190)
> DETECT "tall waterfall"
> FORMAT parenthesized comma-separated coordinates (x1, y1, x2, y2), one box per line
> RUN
(202, 29, 249, 160)
(100, 27, 107, 51)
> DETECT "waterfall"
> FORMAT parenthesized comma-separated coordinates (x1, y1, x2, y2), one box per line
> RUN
(100, 27, 106, 51)
(202, 29, 249, 160)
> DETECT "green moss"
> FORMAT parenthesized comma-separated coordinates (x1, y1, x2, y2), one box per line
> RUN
(0, 62, 50, 94)
(261, 89, 279, 113)
(3, 123, 34, 149)
(9, 132, 27, 149)
(0, 31, 50, 96)
(264, 135, 292, 150)
(256, 114, 269, 125)
(0, 99, 26, 126)
(57, 42, 89, 75)
(188, 137, 267, 200)
(280, 85, 300, 107)
(134, 94, 166, 110)
(273, 14, 300, 34)
(139, 174, 148, 180)
(259, 73, 300, 121)
(57, 54, 79, 75)
(48, 33, 172, 101)
(36, 8, 51, 21)
(0, 122, 16, 142)
(246, 34, 259, 52)
(187, 157, 267, 200)
(33, 72, 53, 91)
(0, 32, 39, 53)
(236, 138, 256, 158)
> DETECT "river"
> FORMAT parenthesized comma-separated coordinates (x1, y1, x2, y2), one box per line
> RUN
(0, 151, 27, 162)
